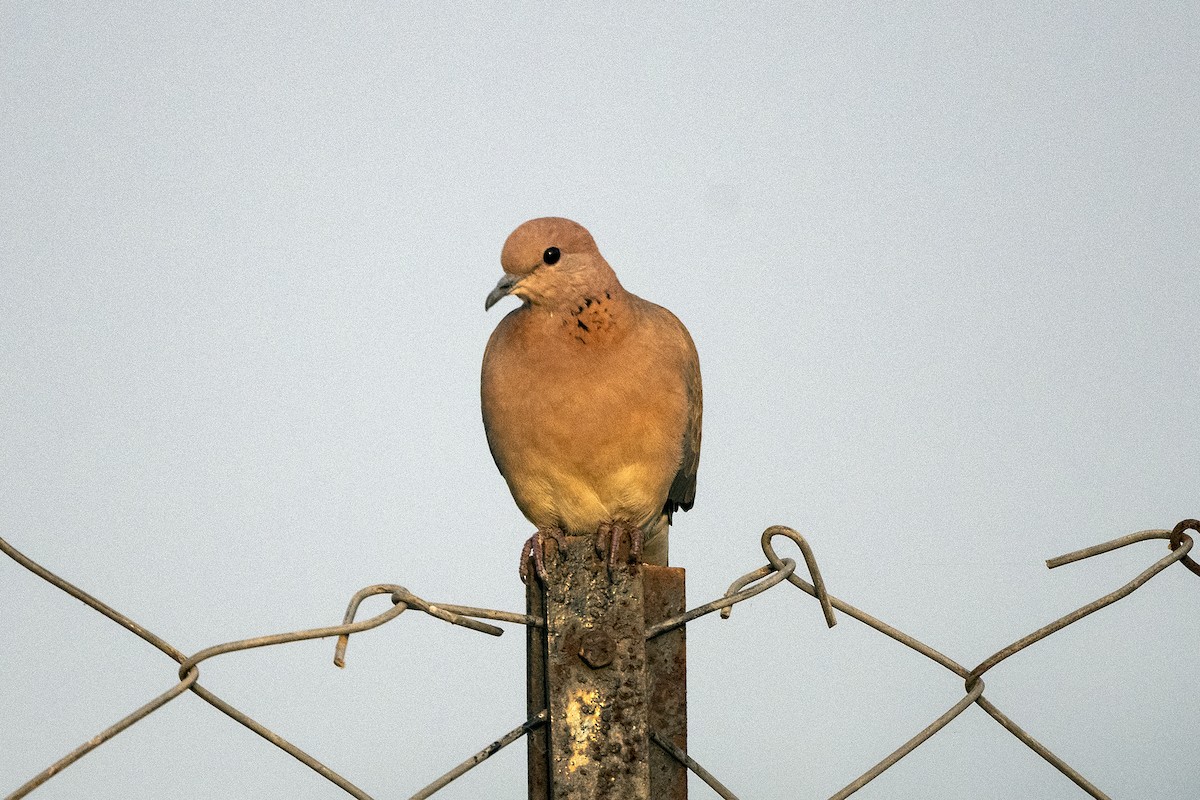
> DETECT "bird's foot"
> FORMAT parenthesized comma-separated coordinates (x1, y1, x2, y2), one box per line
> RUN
(596, 521, 643, 574)
(520, 526, 566, 584)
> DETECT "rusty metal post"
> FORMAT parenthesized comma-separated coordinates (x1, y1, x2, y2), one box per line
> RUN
(645, 562, 687, 799)
(526, 536, 686, 799)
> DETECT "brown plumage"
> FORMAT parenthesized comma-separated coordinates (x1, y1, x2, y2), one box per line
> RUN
(481, 217, 701, 571)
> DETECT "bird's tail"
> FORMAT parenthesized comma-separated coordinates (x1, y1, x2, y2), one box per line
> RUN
(641, 512, 670, 566)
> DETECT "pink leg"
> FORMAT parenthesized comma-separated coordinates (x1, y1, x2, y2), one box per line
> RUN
(520, 526, 567, 584)
(596, 521, 644, 572)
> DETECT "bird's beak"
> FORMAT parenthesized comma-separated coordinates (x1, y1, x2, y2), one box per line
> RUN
(485, 273, 520, 311)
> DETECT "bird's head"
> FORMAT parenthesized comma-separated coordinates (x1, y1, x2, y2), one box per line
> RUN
(486, 217, 618, 311)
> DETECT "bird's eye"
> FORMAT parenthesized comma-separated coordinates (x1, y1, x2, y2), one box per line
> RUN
(543, 247, 561, 265)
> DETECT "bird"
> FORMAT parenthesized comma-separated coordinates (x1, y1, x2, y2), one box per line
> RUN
(481, 217, 701, 581)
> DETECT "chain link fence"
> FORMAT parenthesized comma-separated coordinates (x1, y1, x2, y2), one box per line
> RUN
(3, 520, 1196, 800)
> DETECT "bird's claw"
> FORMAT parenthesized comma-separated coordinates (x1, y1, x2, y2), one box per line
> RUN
(520, 524, 642, 584)
(596, 521, 643, 575)
(520, 526, 566, 584)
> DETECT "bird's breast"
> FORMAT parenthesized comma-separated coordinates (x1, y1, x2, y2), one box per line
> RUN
(481, 310, 688, 532)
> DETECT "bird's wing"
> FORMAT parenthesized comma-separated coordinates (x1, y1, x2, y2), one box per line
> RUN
(665, 317, 701, 521)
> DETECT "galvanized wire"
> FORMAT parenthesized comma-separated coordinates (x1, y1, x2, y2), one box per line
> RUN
(697, 525, 1190, 799)
(650, 729, 739, 800)
(828, 678, 988, 800)
(1168, 519, 1200, 576)
(409, 710, 547, 800)
(0, 536, 523, 800)
(3, 522, 1195, 799)
(645, 556, 796, 639)
(332, 583, 504, 667)
(632, 525, 1192, 799)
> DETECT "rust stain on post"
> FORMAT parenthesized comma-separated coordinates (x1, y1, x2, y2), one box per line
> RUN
(527, 568, 551, 799)
(645, 563, 687, 800)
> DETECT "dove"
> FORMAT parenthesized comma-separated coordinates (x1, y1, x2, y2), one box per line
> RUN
(481, 217, 701, 580)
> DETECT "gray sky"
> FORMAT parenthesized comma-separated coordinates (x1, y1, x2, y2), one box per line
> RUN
(2, 3, 1197, 798)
